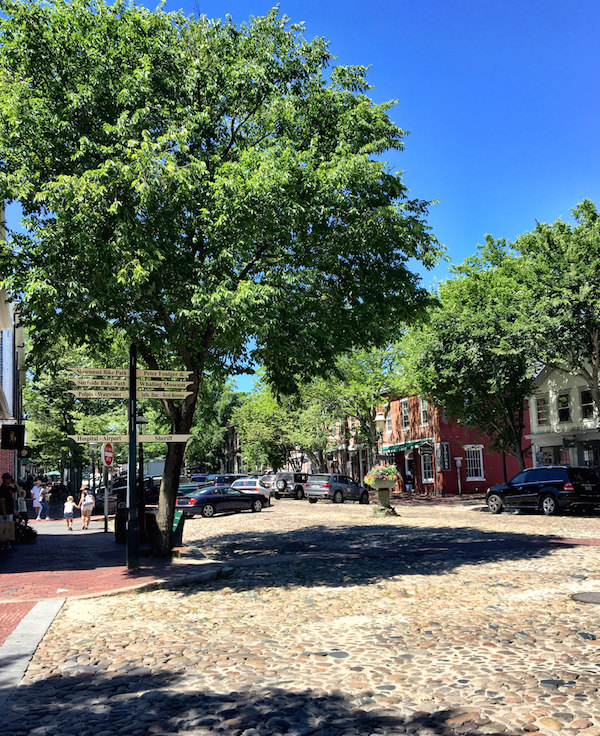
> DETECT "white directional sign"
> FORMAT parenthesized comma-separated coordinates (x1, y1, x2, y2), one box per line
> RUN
(137, 369, 192, 379)
(136, 379, 192, 389)
(68, 433, 192, 444)
(137, 434, 193, 443)
(68, 434, 129, 443)
(70, 367, 128, 376)
(69, 390, 129, 399)
(72, 378, 128, 388)
(70, 389, 192, 399)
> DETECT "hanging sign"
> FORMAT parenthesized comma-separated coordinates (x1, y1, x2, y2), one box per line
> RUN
(68, 434, 128, 443)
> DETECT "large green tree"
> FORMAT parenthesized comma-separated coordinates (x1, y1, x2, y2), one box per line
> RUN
(514, 200, 600, 413)
(0, 0, 439, 552)
(407, 255, 535, 469)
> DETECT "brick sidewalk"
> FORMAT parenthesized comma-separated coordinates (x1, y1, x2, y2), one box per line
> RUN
(0, 515, 229, 643)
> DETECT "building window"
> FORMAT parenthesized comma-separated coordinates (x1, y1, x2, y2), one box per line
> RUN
(557, 393, 571, 423)
(464, 446, 484, 480)
(420, 396, 428, 427)
(536, 396, 549, 426)
(385, 407, 392, 433)
(421, 452, 434, 483)
(400, 399, 409, 430)
(581, 389, 594, 420)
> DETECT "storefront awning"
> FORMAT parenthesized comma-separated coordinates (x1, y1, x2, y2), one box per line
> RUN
(381, 438, 433, 453)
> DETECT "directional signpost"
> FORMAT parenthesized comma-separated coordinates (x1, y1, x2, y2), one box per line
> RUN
(68, 351, 194, 569)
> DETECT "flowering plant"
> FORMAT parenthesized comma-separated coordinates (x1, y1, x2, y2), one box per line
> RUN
(363, 464, 399, 487)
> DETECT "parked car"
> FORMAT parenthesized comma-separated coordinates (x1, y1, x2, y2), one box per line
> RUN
(486, 465, 600, 515)
(176, 484, 269, 517)
(272, 472, 310, 500)
(231, 477, 272, 503)
(111, 476, 161, 504)
(94, 492, 119, 514)
(190, 474, 208, 484)
(305, 474, 370, 504)
(177, 482, 205, 497)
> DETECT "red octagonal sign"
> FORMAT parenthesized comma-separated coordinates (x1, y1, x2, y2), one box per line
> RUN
(101, 442, 114, 467)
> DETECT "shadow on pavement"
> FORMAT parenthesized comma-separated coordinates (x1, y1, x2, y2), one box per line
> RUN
(0, 668, 517, 736)
(182, 522, 575, 592)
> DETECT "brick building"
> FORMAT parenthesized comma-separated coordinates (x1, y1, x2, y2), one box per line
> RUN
(378, 395, 528, 496)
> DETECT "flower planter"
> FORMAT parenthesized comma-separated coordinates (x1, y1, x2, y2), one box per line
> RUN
(371, 479, 396, 489)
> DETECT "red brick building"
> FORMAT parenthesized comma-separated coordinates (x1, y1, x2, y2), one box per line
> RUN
(379, 395, 528, 496)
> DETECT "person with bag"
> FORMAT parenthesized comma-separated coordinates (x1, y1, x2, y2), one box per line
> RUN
(78, 483, 95, 530)
(39, 484, 51, 520)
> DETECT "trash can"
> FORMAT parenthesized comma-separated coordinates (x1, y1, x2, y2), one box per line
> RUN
(114, 505, 128, 544)
(171, 510, 185, 547)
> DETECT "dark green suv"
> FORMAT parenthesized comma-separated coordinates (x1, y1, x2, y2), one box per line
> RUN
(486, 466, 600, 515)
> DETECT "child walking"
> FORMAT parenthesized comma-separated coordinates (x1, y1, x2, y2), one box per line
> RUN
(64, 495, 75, 530)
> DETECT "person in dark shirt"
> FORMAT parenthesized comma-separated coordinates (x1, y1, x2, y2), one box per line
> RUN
(0, 472, 15, 520)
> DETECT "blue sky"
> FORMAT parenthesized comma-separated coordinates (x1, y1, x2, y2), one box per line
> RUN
(160, 0, 600, 289)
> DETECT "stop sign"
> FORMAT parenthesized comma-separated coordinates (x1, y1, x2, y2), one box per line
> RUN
(101, 442, 114, 467)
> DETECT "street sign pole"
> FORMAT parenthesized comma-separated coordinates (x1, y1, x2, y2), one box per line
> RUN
(126, 343, 139, 570)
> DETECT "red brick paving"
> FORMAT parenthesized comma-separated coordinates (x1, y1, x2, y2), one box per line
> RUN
(0, 601, 35, 645)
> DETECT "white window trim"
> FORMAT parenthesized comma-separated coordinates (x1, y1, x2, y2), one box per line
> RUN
(536, 394, 549, 426)
(421, 452, 434, 483)
(420, 396, 428, 427)
(400, 398, 409, 430)
(464, 446, 485, 481)
(385, 407, 392, 433)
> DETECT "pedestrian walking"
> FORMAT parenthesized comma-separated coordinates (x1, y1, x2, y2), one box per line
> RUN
(16, 490, 28, 522)
(39, 485, 51, 520)
(63, 495, 76, 530)
(31, 479, 42, 520)
(78, 483, 95, 530)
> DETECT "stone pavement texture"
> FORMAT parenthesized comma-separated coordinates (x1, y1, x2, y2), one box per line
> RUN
(2, 497, 600, 736)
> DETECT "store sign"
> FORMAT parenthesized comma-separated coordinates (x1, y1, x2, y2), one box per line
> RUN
(436, 442, 451, 471)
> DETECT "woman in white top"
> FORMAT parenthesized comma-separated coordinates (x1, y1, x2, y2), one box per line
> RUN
(78, 483, 95, 530)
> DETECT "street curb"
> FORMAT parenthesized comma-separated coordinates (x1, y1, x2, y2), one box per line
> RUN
(0, 598, 65, 708)
(72, 562, 235, 600)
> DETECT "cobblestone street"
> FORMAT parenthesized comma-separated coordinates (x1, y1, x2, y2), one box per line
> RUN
(4, 499, 600, 736)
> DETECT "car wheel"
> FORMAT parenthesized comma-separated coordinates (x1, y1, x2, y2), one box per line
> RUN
(201, 504, 215, 518)
(294, 486, 305, 500)
(273, 492, 281, 500)
(276, 478, 287, 491)
(251, 499, 263, 512)
(541, 494, 558, 516)
(333, 490, 344, 504)
(309, 498, 318, 504)
(487, 494, 504, 514)
(359, 491, 369, 504)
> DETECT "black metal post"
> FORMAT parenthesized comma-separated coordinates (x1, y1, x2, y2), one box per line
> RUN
(127, 343, 139, 570)
(138, 433, 146, 542)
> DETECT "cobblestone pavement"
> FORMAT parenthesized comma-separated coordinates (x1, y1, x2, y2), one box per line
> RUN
(4, 499, 600, 736)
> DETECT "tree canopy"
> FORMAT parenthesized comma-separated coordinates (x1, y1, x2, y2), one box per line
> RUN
(406, 253, 534, 468)
(0, 0, 440, 550)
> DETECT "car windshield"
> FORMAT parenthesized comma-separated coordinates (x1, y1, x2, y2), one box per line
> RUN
(310, 475, 330, 482)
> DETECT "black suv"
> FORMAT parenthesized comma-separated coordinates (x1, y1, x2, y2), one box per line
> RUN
(486, 466, 600, 515)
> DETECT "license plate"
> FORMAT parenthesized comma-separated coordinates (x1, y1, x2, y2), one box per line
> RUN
(584, 484, 592, 491)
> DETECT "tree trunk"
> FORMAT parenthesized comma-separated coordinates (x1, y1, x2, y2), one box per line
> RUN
(155, 440, 186, 556)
